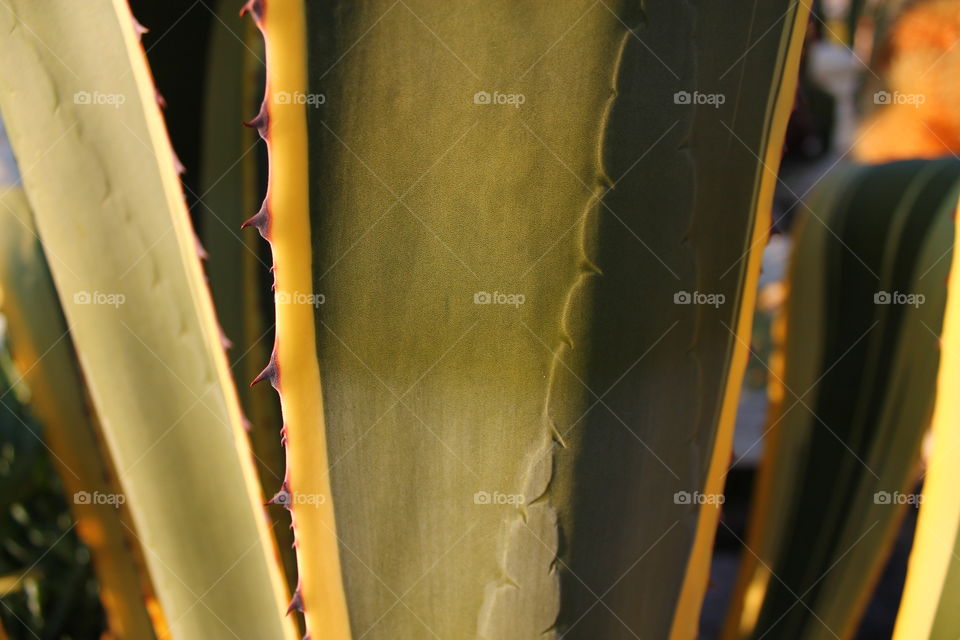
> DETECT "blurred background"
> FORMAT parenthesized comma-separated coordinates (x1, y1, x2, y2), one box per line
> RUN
(705, 0, 960, 637)
(0, 0, 958, 637)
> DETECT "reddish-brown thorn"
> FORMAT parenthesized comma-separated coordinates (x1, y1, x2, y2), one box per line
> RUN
(194, 232, 208, 261)
(239, 0, 265, 23)
(286, 586, 304, 615)
(242, 101, 270, 139)
(131, 16, 149, 40)
(172, 150, 186, 175)
(250, 352, 278, 388)
(240, 201, 270, 240)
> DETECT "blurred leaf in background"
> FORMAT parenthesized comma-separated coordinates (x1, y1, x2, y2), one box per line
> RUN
(0, 339, 104, 639)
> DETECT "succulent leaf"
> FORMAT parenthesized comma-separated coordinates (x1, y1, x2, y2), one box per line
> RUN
(0, 188, 159, 640)
(0, 2, 298, 638)
(250, 1, 809, 638)
(894, 194, 960, 638)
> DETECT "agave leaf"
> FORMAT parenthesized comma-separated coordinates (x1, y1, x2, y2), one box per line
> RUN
(725, 158, 960, 640)
(199, 0, 269, 416)
(198, 0, 297, 593)
(721, 167, 855, 640)
(200, 0, 275, 469)
(894, 196, 960, 639)
(670, 3, 810, 635)
(0, 2, 296, 638)
(248, 1, 808, 638)
(0, 188, 158, 638)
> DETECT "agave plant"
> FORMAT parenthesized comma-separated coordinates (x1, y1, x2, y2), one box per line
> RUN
(0, 0, 868, 638)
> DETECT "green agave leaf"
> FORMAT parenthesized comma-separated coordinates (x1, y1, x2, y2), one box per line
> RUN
(0, 188, 158, 638)
(249, 1, 809, 638)
(725, 158, 960, 640)
(199, 0, 269, 420)
(198, 0, 297, 594)
(0, 2, 296, 638)
(721, 166, 857, 640)
(894, 195, 960, 638)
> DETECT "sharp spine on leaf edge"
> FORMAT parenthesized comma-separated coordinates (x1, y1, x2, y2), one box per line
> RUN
(239, 0, 265, 24)
(287, 586, 304, 614)
(218, 326, 233, 350)
(249, 348, 279, 389)
(172, 150, 186, 175)
(241, 1, 327, 635)
(131, 16, 148, 40)
(240, 201, 271, 240)
(243, 102, 270, 140)
(194, 232, 208, 261)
